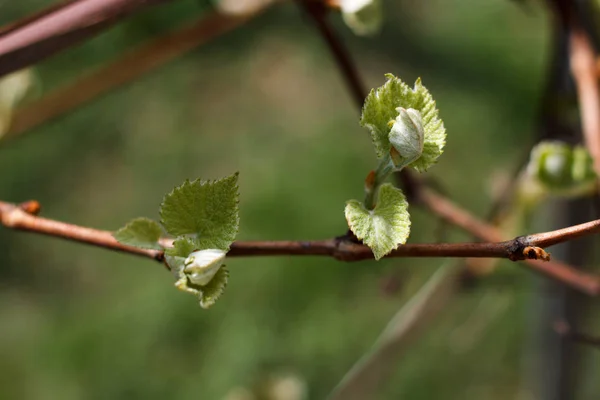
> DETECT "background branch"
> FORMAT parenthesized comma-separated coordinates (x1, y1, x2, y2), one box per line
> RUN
(296, 0, 366, 108)
(329, 263, 459, 400)
(0, 0, 176, 77)
(570, 28, 600, 177)
(4, 10, 263, 141)
(554, 319, 600, 349)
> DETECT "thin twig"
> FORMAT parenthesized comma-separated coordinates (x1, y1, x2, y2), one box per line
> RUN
(0, 0, 173, 77)
(1, 199, 600, 295)
(4, 10, 262, 141)
(554, 320, 600, 349)
(329, 263, 459, 400)
(295, 0, 366, 108)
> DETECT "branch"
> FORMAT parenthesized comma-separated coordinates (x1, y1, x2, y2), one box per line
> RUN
(295, 0, 366, 108)
(570, 28, 600, 177)
(0, 0, 173, 77)
(418, 189, 600, 296)
(4, 10, 263, 141)
(1, 199, 600, 294)
(0, 201, 165, 262)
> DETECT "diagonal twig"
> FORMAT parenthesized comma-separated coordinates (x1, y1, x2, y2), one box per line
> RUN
(4, 10, 265, 141)
(554, 319, 600, 349)
(0, 0, 175, 78)
(295, 0, 366, 108)
(329, 262, 459, 400)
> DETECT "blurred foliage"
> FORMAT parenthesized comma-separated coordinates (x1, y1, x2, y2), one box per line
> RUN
(1, 0, 598, 399)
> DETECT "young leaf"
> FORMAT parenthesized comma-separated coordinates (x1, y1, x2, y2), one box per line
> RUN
(173, 265, 229, 309)
(361, 75, 446, 172)
(165, 237, 198, 258)
(113, 217, 163, 250)
(345, 183, 411, 260)
(160, 172, 239, 250)
(197, 266, 229, 309)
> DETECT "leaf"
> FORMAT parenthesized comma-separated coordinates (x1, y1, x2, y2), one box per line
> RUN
(198, 266, 229, 309)
(165, 237, 199, 280)
(113, 217, 163, 250)
(361, 75, 446, 172)
(160, 172, 239, 250)
(165, 237, 199, 258)
(345, 183, 410, 260)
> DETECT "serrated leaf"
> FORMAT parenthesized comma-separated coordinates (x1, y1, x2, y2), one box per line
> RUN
(113, 217, 163, 250)
(345, 183, 410, 260)
(160, 173, 239, 250)
(198, 266, 229, 309)
(361, 74, 446, 172)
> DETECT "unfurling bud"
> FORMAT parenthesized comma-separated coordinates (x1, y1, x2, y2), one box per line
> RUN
(525, 141, 596, 197)
(340, 0, 382, 36)
(388, 107, 424, 170)
(183, 249, 226, 286)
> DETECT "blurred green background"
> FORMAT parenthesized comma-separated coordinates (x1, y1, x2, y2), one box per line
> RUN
(1, 0, 597, 399)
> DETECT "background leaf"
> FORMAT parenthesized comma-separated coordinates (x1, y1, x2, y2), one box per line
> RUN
(360, 75, 446, 172)
(159, 173, 239, 250)
(345, 184, 411, 260)
(113, 217, 163, 250)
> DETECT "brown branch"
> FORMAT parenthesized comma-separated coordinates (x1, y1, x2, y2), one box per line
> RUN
(418, 189, 600, 296)
(1, 199, 600, 295)
(0, 0, 174, 77)
(4, 10, 262, 141)
(296, 0, 366, 108)
(554, 320, 600, 349)
(570, 28, 600, 177)
(0, 201, 165, 261)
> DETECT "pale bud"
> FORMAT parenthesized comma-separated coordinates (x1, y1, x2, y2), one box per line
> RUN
(183, 249, 226, 286)
(388, 107, 424, 170)
(341, 0, 382, 36)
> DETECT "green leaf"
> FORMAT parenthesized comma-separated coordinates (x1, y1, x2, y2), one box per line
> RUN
(165, 237, 198, 258)
(173, 264, 229, 309)
(160, 172, 239, 250)
(345, 183, 411, 260)
(197, 266, 229, 309)
(361, 74, 446, 172)
(164, 237, 198, 279)
(113, 217, 163, 250)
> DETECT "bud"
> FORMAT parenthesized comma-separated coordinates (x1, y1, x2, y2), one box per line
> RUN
(388, 107, 424, 170)
(183, 249, 226, 286)
(341, 0, 382, 36)
(526, 141, 597, 197)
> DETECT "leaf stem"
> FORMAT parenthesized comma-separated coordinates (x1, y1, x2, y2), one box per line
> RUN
(364, 155, 394, 209)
